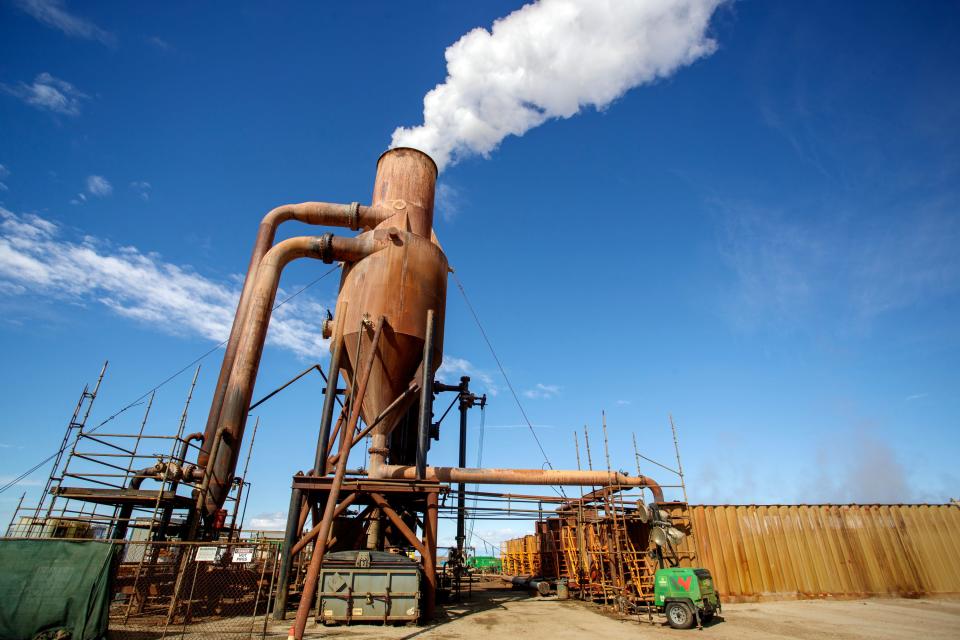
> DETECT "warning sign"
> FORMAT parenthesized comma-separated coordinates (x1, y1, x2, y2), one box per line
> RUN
(232, 548, 254, 563)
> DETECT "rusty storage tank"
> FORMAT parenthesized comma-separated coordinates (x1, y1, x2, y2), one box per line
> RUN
(333, 148, 448, 475)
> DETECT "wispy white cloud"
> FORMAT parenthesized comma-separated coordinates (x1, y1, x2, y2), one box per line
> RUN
(437, 355, 498, 396)
(522, 382, 560, 399)
(1, 72, 89, 117)
(86, 175, 112, 197)
(129, 181, 151, 201)
(14, 0, 115, 46)
(0, 207, 331, 357)
(905, 393, 928, 401)
(247, 511, 286, 530)
(72, 175, 112, 205)
(615, 399, 632, 406)
(717, 201, 960, 330)
(0, 164, 9, 192)
(147, 36, 172, 52)
(0, 475, 41, 487)
(435, 182, 461, 222)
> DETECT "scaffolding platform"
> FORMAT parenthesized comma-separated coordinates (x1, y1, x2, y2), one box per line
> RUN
(51, 486, 195, 508)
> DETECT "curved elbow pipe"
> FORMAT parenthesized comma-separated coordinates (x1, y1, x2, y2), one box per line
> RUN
(111, 464, 164, 540)
(375, 464, 665, 503)
(260, 201, 388, 235)
(177, 432, 204, 464)
(198, 202, 392, 470)
(202, 231, 393, 518)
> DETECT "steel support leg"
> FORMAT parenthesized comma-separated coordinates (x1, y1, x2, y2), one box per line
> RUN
(273, 485, 303, 620)
(293, 316, 384, 639)
(423, 490, 439, 621)
(416, 310, 436, 479)
(313, 336, 343, 475)
(455, 376, 469, 555)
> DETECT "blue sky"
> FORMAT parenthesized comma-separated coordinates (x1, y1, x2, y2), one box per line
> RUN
(1, 1, 958, 548)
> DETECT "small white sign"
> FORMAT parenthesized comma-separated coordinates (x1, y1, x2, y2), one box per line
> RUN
(232, 548, 254, 563)
(195, 546, 220, 562)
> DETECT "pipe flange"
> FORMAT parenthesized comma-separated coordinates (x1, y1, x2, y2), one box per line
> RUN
(318, 233, 335, 264)
(368, 447, 390, 455)
(348, 202, 360, 230)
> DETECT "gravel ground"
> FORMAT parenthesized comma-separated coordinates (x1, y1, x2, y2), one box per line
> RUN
(262, 582, 960, 640)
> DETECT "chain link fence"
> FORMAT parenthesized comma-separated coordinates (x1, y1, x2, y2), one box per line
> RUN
(109, 540, 281, 640)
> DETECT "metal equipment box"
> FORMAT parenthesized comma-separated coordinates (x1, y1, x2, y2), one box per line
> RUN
(317, 550, 420, 624)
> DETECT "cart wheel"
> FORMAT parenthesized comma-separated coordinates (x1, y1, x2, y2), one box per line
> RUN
(666, 601, 695, 630)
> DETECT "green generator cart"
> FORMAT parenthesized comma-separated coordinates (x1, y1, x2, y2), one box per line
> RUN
(653, 567, 721, 629)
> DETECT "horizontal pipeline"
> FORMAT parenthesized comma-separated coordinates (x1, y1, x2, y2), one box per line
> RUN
(375, 465, 665, 502)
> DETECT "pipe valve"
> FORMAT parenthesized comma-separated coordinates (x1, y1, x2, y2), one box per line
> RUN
(321, 309, 334, 339)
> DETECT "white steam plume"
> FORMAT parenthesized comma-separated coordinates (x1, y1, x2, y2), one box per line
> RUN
(391, 0, 724, 171)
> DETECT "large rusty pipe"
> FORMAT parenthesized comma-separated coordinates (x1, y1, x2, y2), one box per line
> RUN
(376, 465, 665, 503)
(199, 202, 391, 470)
(204, 233, 391, 517)
(505, 576, 552, 596)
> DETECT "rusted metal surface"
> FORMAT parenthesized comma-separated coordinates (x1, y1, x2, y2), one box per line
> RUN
(499, 491, 681, 614)
(276, 478, 445, 627)
(368, 491, 427, 557)
(423, 489, 439, 619)
(504, 575, 552, 595)
(501, 535, 543, 577)
(504, 502, 960, 606)
(671, 503, 960, 602)
(199, 201, 390, 471)
(205, 233, 391, 517)
(375, 465, 664, 500)
(337, 150, 448, 455)
(292, 316, 385, 639)
(370, 147, 438, 238)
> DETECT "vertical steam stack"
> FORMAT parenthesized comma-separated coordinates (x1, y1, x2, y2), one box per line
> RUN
(335, 149, 448, 476)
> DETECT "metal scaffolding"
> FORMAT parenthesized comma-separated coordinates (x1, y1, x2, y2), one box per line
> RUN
(6, 364, 243, 543)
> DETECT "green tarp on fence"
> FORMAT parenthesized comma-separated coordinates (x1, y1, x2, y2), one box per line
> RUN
(0, 540, 117, 640)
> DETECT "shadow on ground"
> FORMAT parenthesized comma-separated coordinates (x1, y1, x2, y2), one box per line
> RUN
(400, 584, 532, 639)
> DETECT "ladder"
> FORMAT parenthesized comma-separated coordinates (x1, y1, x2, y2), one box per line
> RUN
(37, 362, 108, 522)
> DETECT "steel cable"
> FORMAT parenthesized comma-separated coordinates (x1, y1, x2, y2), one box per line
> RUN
(451, 271, 566, 499)
(0, 265, 341, 496)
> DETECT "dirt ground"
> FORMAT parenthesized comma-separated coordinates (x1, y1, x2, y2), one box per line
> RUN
(273, 582, 960, 640)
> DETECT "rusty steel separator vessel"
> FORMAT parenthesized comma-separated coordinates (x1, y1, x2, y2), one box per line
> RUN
(194, 147, 663, 637)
